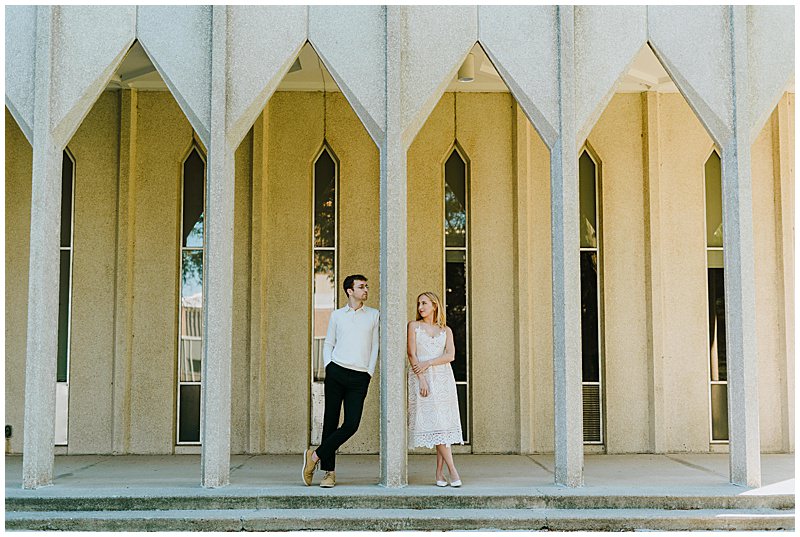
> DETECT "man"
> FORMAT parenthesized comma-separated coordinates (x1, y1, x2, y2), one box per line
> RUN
(302, 274, 379, 488)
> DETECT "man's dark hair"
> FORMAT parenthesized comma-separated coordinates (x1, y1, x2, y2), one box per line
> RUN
(343, 274, 368, 297)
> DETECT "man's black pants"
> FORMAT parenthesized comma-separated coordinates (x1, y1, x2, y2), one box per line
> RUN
(316, 362, 371, 472)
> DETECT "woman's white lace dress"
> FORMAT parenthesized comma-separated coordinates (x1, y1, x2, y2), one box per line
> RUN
(408, 325, 464, 448)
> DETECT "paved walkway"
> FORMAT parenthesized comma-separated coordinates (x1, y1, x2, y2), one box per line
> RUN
(5, 453, 794, 498)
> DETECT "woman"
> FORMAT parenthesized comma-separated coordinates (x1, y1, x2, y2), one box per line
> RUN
(407, 291, 463, 487)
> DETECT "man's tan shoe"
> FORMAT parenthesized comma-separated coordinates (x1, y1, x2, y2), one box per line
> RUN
(320, 471, 336, 488)
(302, 448, 318, 486)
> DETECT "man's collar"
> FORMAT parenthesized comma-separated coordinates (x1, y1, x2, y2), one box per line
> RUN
(344, 303, 366, 313)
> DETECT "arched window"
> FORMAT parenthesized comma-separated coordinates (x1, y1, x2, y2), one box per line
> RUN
(177, 145, 205, 444)
(311, 145, 338, 445)
(56, 149, 76, 446)
(444, 146, 470, 443)
(704, 150, 728, 442)
(579, 148, 604, 445)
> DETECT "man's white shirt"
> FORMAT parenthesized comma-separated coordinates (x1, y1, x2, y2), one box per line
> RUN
(323, 304, 380, 376)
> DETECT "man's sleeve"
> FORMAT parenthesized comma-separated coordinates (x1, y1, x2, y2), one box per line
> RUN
(368, 309, 380, 376)
(323, 310, 337, 368)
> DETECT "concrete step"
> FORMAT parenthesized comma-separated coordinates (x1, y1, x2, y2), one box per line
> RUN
(5, 507, 794, 531)
(6, 490, 794, 512)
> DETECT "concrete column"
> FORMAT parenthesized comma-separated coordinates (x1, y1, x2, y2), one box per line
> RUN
(201, 5, 234, 488)
(22, 5, 62, 489)
(773, 95, 794, 453)
(379, 5, 407, 488)
(642, 91, 666, 453)
(722, 6, 761, 488)
(550, 6, 583, 487)
(112, 89, 138, 455)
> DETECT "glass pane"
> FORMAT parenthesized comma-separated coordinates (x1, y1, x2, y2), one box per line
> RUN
(707, 249, 724, 269)
(57, 250, 70, 382)
(456, 383, 468, 443)
(708, 268, 727, 382)
(313, 251, 336, 381)
(580, 251, 600, 382)
(180, 250, 203, 382)
(711, 383, 729, 441)
(178, 384, 201, 443)
(445, 150, 467, 248)
(579, 151, 597, 248)
(182, 149, 205, 248)
(61, 152, 74, 248)
(314, 149, 336, 248)
(705, 152, 723, 248)
(445, 250, 467, 382)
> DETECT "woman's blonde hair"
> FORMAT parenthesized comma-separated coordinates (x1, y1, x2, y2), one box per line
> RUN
(415, 291, 446, 327)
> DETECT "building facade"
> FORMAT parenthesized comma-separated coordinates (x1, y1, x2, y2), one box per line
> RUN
(4, 5, 795, 489)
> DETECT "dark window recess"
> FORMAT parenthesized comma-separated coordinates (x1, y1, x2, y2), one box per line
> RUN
(446, 255, 467, 382)
(60, 152, 73, 248)
(580, 251, 600, 383)
(178, 385, 201, 443)
(314, 148, 336, 248)
(5, 425, 12, 438)
(182, 149, 205, 248)
(57, 250, 71, 382)
(708, 268, 727, 381)
(444, 152, 466, 248)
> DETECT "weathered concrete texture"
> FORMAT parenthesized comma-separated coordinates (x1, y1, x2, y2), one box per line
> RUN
(226, 6, 306, 147)
(648, 5, 732, 145)
(723, 7, 761, 488)
(5, 109, 33, 456)
(6, 507, 794, 532)
(310, 5, 386, 145)
(201, 6, 235, 488)
(574, 5, 646, 143)
(746, 5, 795, 141)
(478, 5, 559, 146)
(137, 6, 212, 143)
(66, 91, 120, 454)
(22, 6, 61, 489)
(50, 6, 134, 144)
(400, 5, 477, 148)
(551, 6, 583, 487)
(586, 94, 649, 453)
(4, 5, 37, 142)
(380, 7, 407, 487)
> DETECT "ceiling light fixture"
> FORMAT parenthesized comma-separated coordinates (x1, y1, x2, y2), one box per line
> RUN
(458, 53, 475, 83)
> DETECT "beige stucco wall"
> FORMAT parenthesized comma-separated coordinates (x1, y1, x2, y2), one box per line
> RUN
(586, 93, 650, 453)
(5, 108, 32, 455)
(66, 92, 120, 453)
(260, 91, 380, 454)
(4, 90, 794, 456)
(408, 92, 519, 453)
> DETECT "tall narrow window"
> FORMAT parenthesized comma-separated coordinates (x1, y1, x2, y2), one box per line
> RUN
(444, 147, 469, 443)
(177, 146, 205, 444)
(579, 149, 603, 444)
(311, 146, 338, 445)
(705, 151, 728, 442)
(56, 150, 75, 446)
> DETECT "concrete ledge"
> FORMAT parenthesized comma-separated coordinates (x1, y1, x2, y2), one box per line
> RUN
(6, 507, 795, 532)
(5, 490, 795, 513)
